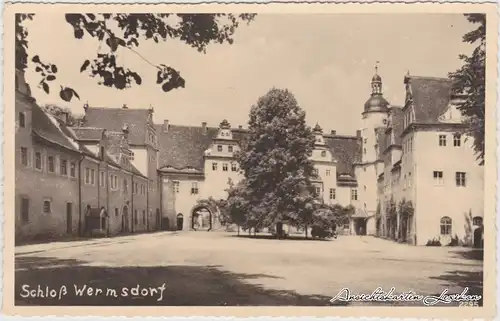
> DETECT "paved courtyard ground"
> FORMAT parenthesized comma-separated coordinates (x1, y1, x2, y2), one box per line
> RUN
(15, 231, 483, 306)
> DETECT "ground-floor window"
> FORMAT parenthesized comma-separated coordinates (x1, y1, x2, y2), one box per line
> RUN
(440, 216, 452, 235)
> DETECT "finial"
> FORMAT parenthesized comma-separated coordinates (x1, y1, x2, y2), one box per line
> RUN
(375, 61, 380, 74)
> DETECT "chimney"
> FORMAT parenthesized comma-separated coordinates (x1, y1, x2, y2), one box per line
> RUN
(202, 122, 207, 134)
(163, 120, 169, 133)
(122, 124, 129, 139)
(356, 130, 362, 137)
(330, 130, 336, 136)
(122, 104, 128, 109)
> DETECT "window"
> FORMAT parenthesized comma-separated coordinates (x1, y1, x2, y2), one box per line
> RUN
(100, 146, 105, 158)
(191, 182, 199, 194)
(35, 151, 42, 170)
(90, 169, 95, 185)
(315, 186, 321, 196)
(321, 151, 326, 157)
(142, 210, 146, 224)
(473, 216, 483, 226)
(19, 112, 26, 128)
(433, 171, 444, 186)
(21, 147, 28, 166)
(363, 148, 367, 155)
(114, 176, 117, 189)
(21, 197, 29, 223)
(134, 210, 138, 225)
(130, 151, 135, 161)
(453, 134, 461, 147)
(70, 162, 76, 178)
(173, 181, 180, 193)
(47, 156, 55, 173)
(329, 188, 336, 200)
(440, 216, 452, 235)
(141, 184, 145, 195)
(403, 175, 407, 189)
(222, 163, 228, 172)
(408, 172, 412, 188)
(456, 172, 466, 187)
(228, 145, 233, 153)
(43, 199, 52, 214)
(123, 179, 128, 192)
(231, 163, 237, 172)
(133, 182, 138, 194)
(60, 159, 68, 175)
(438, 134, 447, 146)
(313, 168, 319, 176)
(326, 169, 331, 176)
(100, 172, 105, 187)
(217, 145, 223, 152)
(212, 162, 218, 171)
(351, 189, 358, 201)
(115, 208, 119, 217)
(85, 168, 90, 184)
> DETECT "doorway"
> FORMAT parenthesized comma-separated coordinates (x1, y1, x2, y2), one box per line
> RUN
(66, 202, 72, 234)
(122, 205, 129, 233)
(354, 218, 366, 235)
(176, 214, 184, 231)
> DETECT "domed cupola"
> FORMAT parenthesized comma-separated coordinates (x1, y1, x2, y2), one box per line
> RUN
(364, 63, 390, 114)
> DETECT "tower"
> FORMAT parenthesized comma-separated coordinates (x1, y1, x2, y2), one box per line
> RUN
(361, 62, 390, 164)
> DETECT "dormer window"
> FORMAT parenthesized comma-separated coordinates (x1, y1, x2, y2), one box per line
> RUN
(217, 145, 223, 152)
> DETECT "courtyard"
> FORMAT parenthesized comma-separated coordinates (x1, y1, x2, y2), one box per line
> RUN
(14, 231, 483, 306)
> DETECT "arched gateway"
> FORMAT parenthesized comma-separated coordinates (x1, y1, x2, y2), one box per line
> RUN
(190, 200, 219, 231)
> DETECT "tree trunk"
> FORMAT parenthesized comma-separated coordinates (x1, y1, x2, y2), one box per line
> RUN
(305, 224, 308, 239)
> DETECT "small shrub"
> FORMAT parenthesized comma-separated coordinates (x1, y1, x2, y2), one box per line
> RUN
(448, 235, 460, 247)
(426, 238, 441, 246)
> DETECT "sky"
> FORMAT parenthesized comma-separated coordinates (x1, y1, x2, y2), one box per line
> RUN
(24, 13, 475, 135)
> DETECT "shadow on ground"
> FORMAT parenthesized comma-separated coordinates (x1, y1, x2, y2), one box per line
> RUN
(449, 249, 484, 261)
(227, 234, 333, 241)
(15, 255, 341, 306)
(428, 270, 483, 306)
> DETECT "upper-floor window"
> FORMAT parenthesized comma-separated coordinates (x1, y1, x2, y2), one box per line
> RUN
(85, 168, 91, 184)
(351, 189, 358, 201)
(123, 179, 128, 192)
(173, 181, 180, 193)
(70, 162, 76, 178)
(315, 186, 321, 196)
(21, 147, 28, 166)
(212, 162, 218, 171)
(191, 182, 199, 195)
(228, 145, 233, 153)
(47, 156, 55, 173)
(438, 134, 447, 147)
(35, 152, 42, 170)
(329, 188, 336, 200)
(222, 163, 228, 172)
(473, 216, 483, 226)
(313, 168, 319, 176)
(326, 169, 331, 176)
(321, 151, 326, 157)
(408, 172, 412, 188)
(453, 134, 461, 147)
(231, 163, 237, 172)
(19, 112, 26, 128)
(60, 159, 68, 176)
(100, 172, 106, 187)
(456, 172, 466, 187)
(217, 145, 223, 152)
(433, 171, 444, 186)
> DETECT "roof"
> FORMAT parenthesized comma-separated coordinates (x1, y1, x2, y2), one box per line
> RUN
(31, 104, 81, 153)
(375, 127, 387, 160)
(406, 76, 452, 123)
(364, 94, 390, 113)
(83, 107, 151, 145)
(156, 123, 361, 176)
(71, 127, 105, 141)
(389, 106, 404, 146)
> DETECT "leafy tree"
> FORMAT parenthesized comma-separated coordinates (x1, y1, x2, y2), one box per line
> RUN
(449, 14, 486, 164)
(16, 13, 256, 102)
(223, 179, 251, 236)
(235, 88, 316, 230)
(41, 104, 84, 126)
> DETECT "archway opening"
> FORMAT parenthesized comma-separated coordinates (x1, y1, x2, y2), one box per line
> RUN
(191, 206, 212, 231)
(176, 213, 184, 231)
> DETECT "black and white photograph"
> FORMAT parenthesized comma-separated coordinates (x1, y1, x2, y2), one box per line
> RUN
(3, 2, 497, 319)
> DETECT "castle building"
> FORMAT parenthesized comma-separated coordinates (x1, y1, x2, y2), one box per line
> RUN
(15, 65, 484, 247)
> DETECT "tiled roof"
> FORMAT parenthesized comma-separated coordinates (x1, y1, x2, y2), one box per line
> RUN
(407, 76, 452, 123)
(389, 106, 404, 145)
(84, 107, 151, 145)
(156, 124, 362, 176)
(31, 104, 81, 153)
(156, 125, 219, 170)
(324, 135, 362, 175)
(71, 127, 105, 141)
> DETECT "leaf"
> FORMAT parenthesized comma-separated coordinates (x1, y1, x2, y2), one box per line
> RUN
(42, 82, 49, 94)
(32, 55, 40, 63)
(74, 28, 84, 39)
(80, 60, 90, 72)
(59, 87, 74, 102)
(51, 65, 58, 73)
(130, 72, 142, 85)
(46, 75, 56, 81)
(71, 88, 80, 100)
(35, 66, 42, 72)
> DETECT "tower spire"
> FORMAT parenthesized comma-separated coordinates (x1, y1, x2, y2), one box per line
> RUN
(375, 61, 380, 75)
